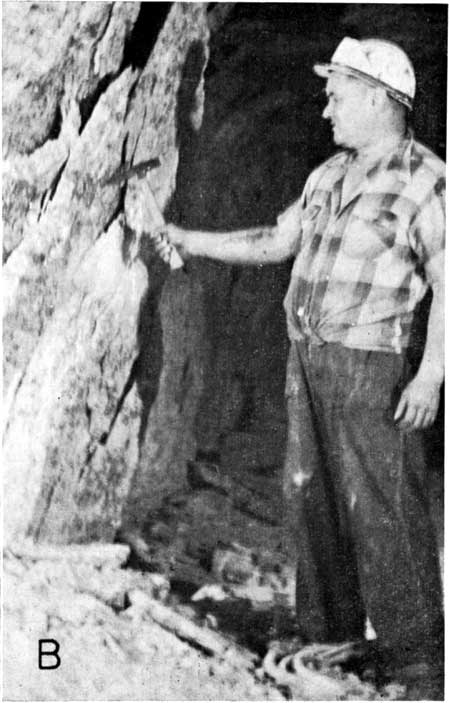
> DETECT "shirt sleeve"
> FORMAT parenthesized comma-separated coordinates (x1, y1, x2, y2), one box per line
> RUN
(276, 187, 308, 254)
(409, 176, 445, 265)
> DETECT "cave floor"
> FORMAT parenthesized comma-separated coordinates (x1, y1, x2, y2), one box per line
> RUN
(4, 460, 441, 701)
(3, 536, 401, 703)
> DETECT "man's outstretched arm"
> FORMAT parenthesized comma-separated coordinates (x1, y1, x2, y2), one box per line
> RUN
(157, 222, 299, 265)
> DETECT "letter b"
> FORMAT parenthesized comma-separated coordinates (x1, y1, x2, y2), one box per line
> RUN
(38, 639, 61, 669)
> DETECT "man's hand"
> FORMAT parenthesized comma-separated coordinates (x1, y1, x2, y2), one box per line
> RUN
(155, 224, 190, 258)
(394, 252, 444, 433)
(394, 375, 441, 431)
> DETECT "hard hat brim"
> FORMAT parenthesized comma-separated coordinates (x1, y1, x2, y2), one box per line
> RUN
(313, 62, 413, 110)
(313, 63, 337, 79)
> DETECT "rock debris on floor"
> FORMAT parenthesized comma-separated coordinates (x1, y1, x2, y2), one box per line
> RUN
(3, 542, 283, 701)
(4, 530, 405, 701)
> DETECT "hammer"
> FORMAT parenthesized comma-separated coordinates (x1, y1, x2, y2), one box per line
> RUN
(102, 158, 184, 270)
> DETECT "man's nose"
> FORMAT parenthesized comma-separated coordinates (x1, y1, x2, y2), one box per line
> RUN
(322, 102, 331, 119)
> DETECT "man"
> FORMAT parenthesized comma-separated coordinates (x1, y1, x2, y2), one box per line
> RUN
(158, 38, 445, 698)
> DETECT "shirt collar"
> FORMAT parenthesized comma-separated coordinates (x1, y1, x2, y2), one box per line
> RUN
(333, 130, 415, 214)
(364, 128, 415, 185)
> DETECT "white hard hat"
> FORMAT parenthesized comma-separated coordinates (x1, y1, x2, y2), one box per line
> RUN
(314, 37, 416, 110)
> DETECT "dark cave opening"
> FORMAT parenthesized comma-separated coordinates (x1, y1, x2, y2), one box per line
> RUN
(121, 1, 172, 71)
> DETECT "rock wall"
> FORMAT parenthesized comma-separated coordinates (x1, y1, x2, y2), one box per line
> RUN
(3, 1, 211, 543)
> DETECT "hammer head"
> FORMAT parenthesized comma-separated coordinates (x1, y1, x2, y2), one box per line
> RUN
(101, 157, 161, 187)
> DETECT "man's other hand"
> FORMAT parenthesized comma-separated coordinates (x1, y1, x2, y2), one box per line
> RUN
(394, 375, 441, 431)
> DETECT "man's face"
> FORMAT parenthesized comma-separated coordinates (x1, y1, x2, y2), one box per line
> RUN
(322, 74, 374, 149)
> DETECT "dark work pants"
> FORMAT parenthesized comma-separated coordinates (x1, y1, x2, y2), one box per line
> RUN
(283, 340, 443, 669)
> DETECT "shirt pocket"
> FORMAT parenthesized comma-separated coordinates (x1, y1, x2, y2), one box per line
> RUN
(342, 208, 397, 260)
(301, 192, 329, 245)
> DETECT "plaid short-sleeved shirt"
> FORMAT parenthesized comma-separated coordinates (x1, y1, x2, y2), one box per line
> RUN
(279, 132, 445, 353)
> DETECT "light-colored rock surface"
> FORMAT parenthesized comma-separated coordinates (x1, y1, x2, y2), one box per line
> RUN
(2, 2, 139, 257)
(2, 2, 137, 157)
(3, 545, 283, 701)
(3, 2, 211, 543)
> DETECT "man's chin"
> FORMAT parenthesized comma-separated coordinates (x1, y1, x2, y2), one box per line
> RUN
(332, 128, 347, 148)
